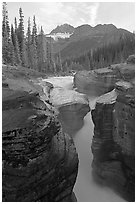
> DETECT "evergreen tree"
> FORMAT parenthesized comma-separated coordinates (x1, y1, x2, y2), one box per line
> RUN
(11, 24, 15, 46)
(63, 33, 135, 71)
(14, 17, 18, 34)
(26, 17, 32, 68)
(9, 39, 16, 65)
(31, 15, 38, 70)
(58, 51, 63, 72)
(11, 24, 21, 65)
(32, 15, 37, 44)
(84, 54, 90, 70)
(2, 2, 11, 64)
(37, 26, 47, 72)
(18, 7, 27, 66)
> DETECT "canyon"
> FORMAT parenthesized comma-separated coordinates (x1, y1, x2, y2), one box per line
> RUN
(2, 56, 135, 201)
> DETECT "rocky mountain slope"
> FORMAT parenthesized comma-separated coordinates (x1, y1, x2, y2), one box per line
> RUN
(49, 23, 134, 60)
(50, 23, 75, 34)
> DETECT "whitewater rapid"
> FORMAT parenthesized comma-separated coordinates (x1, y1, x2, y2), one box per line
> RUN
(43, 76, 125, 202)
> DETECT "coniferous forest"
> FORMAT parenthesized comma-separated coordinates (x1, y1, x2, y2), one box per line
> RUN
(63, 34, 135, 71)
(2, 3, 55, 73)
(2, 2, 135, 73)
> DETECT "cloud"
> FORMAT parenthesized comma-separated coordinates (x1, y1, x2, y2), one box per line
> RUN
(39, 2, 99, 33)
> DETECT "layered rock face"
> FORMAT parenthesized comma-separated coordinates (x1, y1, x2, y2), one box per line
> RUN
(73, 68, 117, 96)
(74, 63, 135, 96)
(126, 54, 135, 64)
(49, 87, 90, 135)
(2, 87, 78, 201)
(91, 81, 135, 201)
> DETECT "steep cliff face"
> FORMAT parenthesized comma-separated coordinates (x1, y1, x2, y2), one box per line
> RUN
(91, 81, 135, 201)
(49, 87, 90, 135)
(2, 87, 78, 202)
(73, 63, 134, 96)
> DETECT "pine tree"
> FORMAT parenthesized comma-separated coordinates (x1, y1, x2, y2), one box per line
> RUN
(11, 24, 21, 65)
(30, 15, 38, 70)
(11, 24, 15, 46)
(2, 2, 11, 64)
(84, 54, 90, 70)
(37, 26, 47, 72)
(58, 51, 63, 72)
(18, 7, 27, 66)
(32, 15, 37, 44)
(26, 17, 32, 68)
(14, 17, 18, 34)
(9, 39, 16, 65)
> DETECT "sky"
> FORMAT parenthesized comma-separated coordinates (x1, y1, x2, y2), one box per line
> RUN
(6, 2, 135, 34)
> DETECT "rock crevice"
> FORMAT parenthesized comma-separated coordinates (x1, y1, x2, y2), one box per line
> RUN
(91, 81, 135, 201)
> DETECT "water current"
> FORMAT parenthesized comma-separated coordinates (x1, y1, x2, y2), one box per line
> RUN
(43, 76, 125, 202)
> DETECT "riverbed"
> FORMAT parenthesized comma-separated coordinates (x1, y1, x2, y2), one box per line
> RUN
(43, 76, 125, 202)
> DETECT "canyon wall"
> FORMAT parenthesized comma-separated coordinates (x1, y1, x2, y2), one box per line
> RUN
(73, 63, 134, 96)
(91, 81, 135, 201)
(2, 85, 78, 201)
(49, 87, 90, 135)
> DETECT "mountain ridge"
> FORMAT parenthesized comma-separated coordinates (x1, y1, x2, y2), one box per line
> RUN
(47, 23, 134, 61)
(50, 23, 75, 34)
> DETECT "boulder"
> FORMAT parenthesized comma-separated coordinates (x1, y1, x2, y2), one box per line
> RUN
(91, 81, 135, 201)
(74, 62, 135, 96)
(74, 68, 117, 96)
(2, 88, 78, 202)
(50, 87, 90, 135)
(126, 54, 135, 64)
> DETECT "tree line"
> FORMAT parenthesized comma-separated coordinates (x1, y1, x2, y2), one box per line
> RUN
(2, 2, 61, 73)
(2, 2, 135, 73)
(62, 33, 135, 71)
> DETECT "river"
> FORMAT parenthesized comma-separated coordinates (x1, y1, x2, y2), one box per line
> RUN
(43, 76, 125, 202)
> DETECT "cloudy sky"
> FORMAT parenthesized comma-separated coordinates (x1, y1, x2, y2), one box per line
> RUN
(7, 2, 135, 34)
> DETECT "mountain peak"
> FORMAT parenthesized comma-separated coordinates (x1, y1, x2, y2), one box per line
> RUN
(50, 24, 75, 34)
(94, 24, 117, 32)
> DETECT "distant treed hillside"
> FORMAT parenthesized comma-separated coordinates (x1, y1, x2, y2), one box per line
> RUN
(62, 33, 135, 71)
(50, 23, 134, 62)
(2, 3, 135, 74)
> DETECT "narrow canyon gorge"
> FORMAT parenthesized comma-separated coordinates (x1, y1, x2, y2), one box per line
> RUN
(2, 57, 135, 202)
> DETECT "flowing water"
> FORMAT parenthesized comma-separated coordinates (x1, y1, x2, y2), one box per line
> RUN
(43, 76, 125, 202)
(73, 106, 125, 202)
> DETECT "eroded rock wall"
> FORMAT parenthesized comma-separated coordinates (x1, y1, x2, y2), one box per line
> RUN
(2, 88, 78, 202)
(74, 63, 135, 96)
(49, 87, 90, 135)
(91, 82, 135, 201)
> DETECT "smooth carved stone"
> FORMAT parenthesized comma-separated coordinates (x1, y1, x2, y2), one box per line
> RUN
(126, 54, 135, 64)
(50, 87, 90, 135)
(2, 89, 78, 202)
(74, 61, 135, 96)
(91, 82, 135, 201)
(74, 68, 117, 96)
